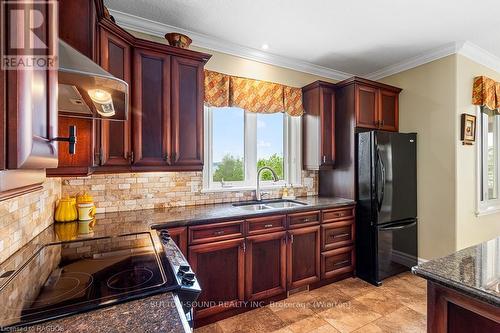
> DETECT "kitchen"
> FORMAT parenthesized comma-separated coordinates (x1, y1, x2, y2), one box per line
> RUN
(0, 0, 499, 332)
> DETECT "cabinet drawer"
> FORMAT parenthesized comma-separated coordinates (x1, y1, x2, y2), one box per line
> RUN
(322, 206, 355, 223)
(246, 215, 286, 235)
(321, 246, 355, 279)
(189, 220, 244, 244)
(322, 219, 355, 251)
(288, 211, 320, 229)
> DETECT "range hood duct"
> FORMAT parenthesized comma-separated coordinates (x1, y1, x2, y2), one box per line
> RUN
(58, 40, 129, 121)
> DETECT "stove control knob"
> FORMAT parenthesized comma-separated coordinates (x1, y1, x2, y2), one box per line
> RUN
(181, 271, 196, 286)
(158, 230, 170, 244)
(178, 265, 190, 273)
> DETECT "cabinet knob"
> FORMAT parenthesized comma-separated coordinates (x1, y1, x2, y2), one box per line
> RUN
(322, 155, 327, 163)
(163, 154, 169, 161)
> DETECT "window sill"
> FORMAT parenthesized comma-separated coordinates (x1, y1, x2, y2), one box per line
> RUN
(475, 205, 500, 216)
(201, 184, 304, 194)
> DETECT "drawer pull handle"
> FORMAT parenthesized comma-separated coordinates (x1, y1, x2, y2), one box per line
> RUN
(334, 212, 345, 217)
(302, 217, 314, 223)
(214, 230, 225, 236)
(331, 233, 350, 239)
(264, 224, 273, 228)
(334, 260, 350, 267)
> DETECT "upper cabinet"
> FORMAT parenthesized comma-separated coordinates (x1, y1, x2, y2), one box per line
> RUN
(48, 0, 211, 176)
(347, 77, 401, 132)
(302, 81, 336, 170)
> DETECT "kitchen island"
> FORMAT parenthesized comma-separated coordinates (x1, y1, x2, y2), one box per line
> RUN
(412, 237, 500, 333)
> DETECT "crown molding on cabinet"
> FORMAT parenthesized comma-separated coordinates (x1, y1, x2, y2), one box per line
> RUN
(108, 9, 353, 81)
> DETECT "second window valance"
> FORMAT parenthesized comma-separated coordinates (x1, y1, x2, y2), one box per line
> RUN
(204, 70, 304, 117)
(473, 76, 500, 111)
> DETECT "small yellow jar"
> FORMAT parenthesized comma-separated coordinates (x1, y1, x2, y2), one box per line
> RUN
(55, 196, 78, 222)
(76, 192, 96, 221)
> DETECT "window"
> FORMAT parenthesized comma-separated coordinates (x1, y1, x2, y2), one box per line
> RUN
(204, 107, 301, 190)
(478, 106, 500, 214)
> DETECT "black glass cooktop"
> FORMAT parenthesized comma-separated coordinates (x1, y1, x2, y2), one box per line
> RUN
(0, 232, 176, 330)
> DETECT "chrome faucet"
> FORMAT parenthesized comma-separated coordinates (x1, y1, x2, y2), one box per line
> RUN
(256, 166, 278, 201)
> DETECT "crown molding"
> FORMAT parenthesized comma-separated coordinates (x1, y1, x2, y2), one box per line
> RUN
(366, 41, 500, 80)
(365, 42, 463, 80)
(458, 41, 500, 74)
(108, 9, 353, 81)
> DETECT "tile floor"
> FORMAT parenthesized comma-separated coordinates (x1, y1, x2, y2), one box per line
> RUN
(195, 272, 427, 333)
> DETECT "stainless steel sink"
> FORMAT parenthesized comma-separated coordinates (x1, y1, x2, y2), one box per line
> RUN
(233, 199, 308, 211)
(236, 204, 273, 211)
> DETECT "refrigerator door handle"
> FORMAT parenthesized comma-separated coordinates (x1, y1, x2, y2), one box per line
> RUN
(379, 221, 417, 231)
(376, 148, 386, 212)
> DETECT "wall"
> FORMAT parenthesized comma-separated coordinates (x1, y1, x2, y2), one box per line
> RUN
(380, 56, 458, 260)
(61, 171, 317, 213)
(455, 54, 500, 249)
(0, 178, 61, 264)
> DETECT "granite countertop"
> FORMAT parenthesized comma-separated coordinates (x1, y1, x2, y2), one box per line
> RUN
(14, 293, 190, 333)
(413, 237, 500, 306)
(94, 196, 356, 232)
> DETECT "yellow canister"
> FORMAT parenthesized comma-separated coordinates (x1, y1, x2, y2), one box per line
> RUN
(55, 196, 78, 222)
(76, 192, 96, 221)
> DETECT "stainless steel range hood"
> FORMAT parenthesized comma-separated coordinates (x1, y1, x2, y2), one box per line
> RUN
(58, 40, 129, 121)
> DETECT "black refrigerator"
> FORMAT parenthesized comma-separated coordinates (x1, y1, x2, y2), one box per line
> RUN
(356, 130, 417, 286)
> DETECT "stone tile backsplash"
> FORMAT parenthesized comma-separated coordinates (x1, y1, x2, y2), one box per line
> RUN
(0, 178, 61, 264)
(62, 171, 318, 214)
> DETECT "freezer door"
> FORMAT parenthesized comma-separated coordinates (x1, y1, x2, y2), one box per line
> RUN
(375, 132, 417, 225)
(376, 219, 418, 282)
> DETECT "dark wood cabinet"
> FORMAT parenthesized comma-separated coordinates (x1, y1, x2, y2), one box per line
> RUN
(49, 0, 211, 176)
(98, 27, 132, 167)
(321, 245, 355, 279)
(245, 231, 287, 301)
(171, 56, 204, 168)
(351, 79, 400, 131)
(302, 81, 336, 170)
(132, 48, 172, 167)
(190, 238, 245, 319)
(287, 225, 321, 289)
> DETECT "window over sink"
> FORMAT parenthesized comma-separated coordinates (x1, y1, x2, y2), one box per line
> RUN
(203, 107, 302, 191)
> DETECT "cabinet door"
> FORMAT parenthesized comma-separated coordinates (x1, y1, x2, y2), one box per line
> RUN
(378, 89, 399, 132)
(287, 226, 321, 289)
(320, 87, 335, 166)
(171, 57, 204, 168)
(132, 49, 171, 166)
(167, 226, 188, 258)
(245, 231, 287, 301)
(189, 238, 245, 319)
(99, 28, 132, 166)
(355, 84, 378, 129)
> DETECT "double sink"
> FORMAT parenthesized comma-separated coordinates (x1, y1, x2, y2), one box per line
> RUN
(232, 199, 308, 211)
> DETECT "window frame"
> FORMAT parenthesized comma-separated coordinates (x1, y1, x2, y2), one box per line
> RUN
(203, 106, 302, 192)
(476, 106, 500, 215)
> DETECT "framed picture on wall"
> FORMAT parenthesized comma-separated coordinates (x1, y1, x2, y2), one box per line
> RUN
(461, 113, 476, 145)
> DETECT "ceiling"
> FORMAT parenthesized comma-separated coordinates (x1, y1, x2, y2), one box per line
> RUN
(104, 0, 500, 77)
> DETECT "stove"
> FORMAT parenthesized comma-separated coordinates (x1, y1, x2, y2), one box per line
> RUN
(0, 232, 184, 330)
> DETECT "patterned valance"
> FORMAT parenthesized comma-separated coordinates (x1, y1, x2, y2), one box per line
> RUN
(204, 70, 304, 116)
(473, 76, 500, 111)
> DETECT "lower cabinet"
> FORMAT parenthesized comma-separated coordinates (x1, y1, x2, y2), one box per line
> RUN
(245, 231, 287, 301)
(189, 238, 245, 319)
(287, 225, 321, 289)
